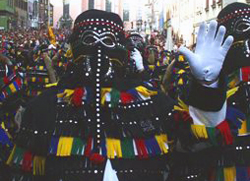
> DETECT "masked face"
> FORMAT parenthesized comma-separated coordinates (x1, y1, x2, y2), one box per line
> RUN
(127, 33, 145, 53)
(218, 3, 250, 74)
(70, 10, 127, 84)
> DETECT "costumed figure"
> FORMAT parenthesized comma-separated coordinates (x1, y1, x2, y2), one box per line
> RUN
(3, 9, 240, 181)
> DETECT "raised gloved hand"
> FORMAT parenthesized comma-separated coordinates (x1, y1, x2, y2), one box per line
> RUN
(131, 48, 144, 72)
(179, 20, 234, 83)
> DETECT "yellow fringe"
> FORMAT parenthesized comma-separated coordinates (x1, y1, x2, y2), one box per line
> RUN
(33, 156, 46, 175)
(6, 145, 16, 165)
(135, 86, 158, 97)
(57, 89, 74, 99)
(101, 88, 111, 105)
(178, 78, 183, 85)
(227, 86, 239, 99)
(106, 138, 122, 159)
(191, 124, 208, 139)
(223, 167, 236, 181)
(174, 98, 189, 112)
(57, 137, 74, 156)
(155, 134, 168, 154)
(238, 120, 248, 135)
(177, 69, 185, 74)
(179, 55, 184, 61)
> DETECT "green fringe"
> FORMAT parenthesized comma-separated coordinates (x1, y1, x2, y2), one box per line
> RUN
(246, 115, 250, 132)
(13, 147, 25, 165)
(207, 127, 218, 146)
(110, 89, 120, 108)
(71, 138, 86, 155)
(216, 167, 224, 181)
(121, 138, 135, 159)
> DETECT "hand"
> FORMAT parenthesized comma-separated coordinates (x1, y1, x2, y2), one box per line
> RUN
(179, 20, 234, 82)
(131, 48, 144, 72)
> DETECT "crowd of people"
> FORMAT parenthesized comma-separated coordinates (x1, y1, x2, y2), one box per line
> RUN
(0, 2, 250, 181)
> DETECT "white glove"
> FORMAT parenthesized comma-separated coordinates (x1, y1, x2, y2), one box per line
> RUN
(179, 20, 234, 82)
(131, 48, 144, 72)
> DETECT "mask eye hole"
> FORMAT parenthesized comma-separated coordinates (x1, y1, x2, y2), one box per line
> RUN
(102, 38, 114, 46)
(83, 36, 96, 44)
(234, 20, 250, 33)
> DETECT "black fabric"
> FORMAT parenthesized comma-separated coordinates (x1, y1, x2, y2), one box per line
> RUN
(218, 2, 250, 74)
(187, 73, 227, 112)
(17, 87, 58, 155)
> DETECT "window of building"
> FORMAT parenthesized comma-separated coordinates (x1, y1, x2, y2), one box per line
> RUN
(88, 0, 94, 10)
(123, 10, 129, 21)
(205, 0, 209, 11)
(106, 0, 112, 12)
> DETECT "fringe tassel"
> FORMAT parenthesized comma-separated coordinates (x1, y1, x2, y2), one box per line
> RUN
(22, 151, 33, 172)
(145, 138, 161, 156)
(223, 167, 236, 181)
(236, 167, 249, 181)
(49, 137, 59, 154)
(191, 124, 208, 139)
(72, 88, 84, 107)
(0, 125, 12, 147)
(216, 121, 233, 145)
(120, 92, 135, 104)
(135, 86, 158, 97)
(33, 156, 46, 176)
(56, 137, 73, 156)
(216, 167, 224, 181)
(238, 120, 248, 135)
(12, 146, 25, 165)
(247, 116, 250, 132)
(206, 127, 218, 146)
(6, 145, 16, 165)
(71, 138, 85, 155)
(110, 89, 120, 108)
(106, 138, 122, 159)
(121, 138, 135, 159)
(155, 134, 168, 154)
(135, 139, 148, 159)
(84, 137, 93, 157)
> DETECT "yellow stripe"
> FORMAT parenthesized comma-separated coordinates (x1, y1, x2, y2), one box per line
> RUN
(39, 66, 44, 70)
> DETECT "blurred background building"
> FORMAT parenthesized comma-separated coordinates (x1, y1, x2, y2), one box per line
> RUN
(0, 0, 53, 30)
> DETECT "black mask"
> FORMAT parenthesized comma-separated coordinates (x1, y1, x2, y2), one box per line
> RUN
(218, 3, 250, 74)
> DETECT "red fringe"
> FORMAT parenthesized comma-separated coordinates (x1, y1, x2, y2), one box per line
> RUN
(120, 92, 134, 104)
(22, 151, 33, 172)
(216, 120, 233, 145)
(84, 137, 92, 157)
(90, 153, 105, 165)
(72, 88, 84, 107)
(135, 139, 148, 159)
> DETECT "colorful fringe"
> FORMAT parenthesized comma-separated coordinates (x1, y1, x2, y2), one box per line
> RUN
(0, 76, 23, 101)
(175, 98, 245, 145)
(57, 85, 158, 107)
(49, 134, 168, 159)
(6, 145, 46, 175)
